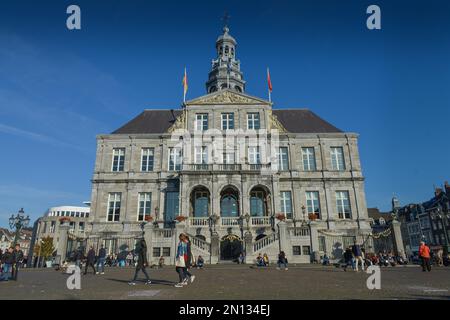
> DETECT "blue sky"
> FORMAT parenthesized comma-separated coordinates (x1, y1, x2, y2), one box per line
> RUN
(0, 0, 449, 227)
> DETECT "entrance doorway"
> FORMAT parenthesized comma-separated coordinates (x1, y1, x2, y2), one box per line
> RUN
(220, 234, 242, 261)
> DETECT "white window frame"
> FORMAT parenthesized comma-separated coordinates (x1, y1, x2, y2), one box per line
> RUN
(280, 191, 293, 217)
(336, 191, 351, 219)
(330, 147, 345, 171)
(247, 112, 260, 130)
(302, 147, 316, 171)
(306, 191, 321, 218)
(248, 146, 261, 164)
(111, 148, 125, 172)
(168, 147, 182, 171)
(141, 148, 155, 172)
(222, 152, 235, 164)
(221, 113, 234, 130)
(107, 193, 121, 222)
(194, 146, 208, 164)
(195, 113, 208, 131)
(137, 192, 152, 222)
(277, 147, 289, 171)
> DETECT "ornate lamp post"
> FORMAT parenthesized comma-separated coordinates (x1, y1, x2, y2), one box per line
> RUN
(9, 208, 30, 245)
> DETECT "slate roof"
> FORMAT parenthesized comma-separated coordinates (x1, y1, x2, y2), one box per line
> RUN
(112, 109, 342, 134)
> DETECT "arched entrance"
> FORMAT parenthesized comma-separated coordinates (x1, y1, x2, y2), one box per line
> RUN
(249, 186, 271, 217)
(190, 186, 210, 217)
(220, 234, 242, 261)
(220, 186, 240, 217)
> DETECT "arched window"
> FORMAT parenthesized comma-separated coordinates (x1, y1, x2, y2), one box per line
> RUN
(194, 191, 209, 217)
(234, 86, 242, 92)
(231, 47, 235, 57)
(221, 83, 228, 90)
(209, 86, 217, 93)
(250, 187, 269, 217)
(225, 46, 229, 55)
(221, 194, 238, 217)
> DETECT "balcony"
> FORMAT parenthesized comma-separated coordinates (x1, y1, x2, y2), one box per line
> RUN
(250, 216, 271, 226)
(190, 217, 209, 226)
(181, 163, 272, 172)
(221, 217, 240, 226)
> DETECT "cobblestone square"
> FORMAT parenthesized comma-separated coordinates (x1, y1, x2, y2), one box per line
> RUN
(1, 265, 448, 300)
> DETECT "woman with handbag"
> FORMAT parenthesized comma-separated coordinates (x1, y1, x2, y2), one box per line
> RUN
(175, 233, 188, 288)
(182, 234, 195, 285)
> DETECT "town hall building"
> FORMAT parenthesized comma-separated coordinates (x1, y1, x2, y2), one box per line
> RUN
(80, 26, 372, 264)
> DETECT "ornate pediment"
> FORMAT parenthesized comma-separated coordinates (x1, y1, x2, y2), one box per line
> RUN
(167, 109, 186, 133)
(186, 89, 270, 106)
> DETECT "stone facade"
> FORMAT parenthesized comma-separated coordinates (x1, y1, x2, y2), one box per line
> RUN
(81, 26, 372, 265)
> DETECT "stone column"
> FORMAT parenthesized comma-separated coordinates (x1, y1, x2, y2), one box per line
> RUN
(277, 220, 288, 253)
(309, 221, 320, 263)
(244, 231, 253, 264)
(391, 220, 406, 259)
(210, 232, 220, 264)
(57, 224, 70, 263)
(144, 223, 154, 264)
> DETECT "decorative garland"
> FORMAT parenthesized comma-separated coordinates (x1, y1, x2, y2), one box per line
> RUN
(370, 229, 392, 239)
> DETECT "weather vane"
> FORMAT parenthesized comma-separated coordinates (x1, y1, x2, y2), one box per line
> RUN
(222, 11, 231, 28)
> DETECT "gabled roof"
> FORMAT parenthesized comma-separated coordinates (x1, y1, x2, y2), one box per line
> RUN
(112, 108, 342, 134)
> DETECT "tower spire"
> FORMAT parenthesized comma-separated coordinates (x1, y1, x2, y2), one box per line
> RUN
(205, 19, 246, 94)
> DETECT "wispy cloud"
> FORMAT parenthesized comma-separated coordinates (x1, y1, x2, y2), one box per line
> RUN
(0, 123, 87, 152)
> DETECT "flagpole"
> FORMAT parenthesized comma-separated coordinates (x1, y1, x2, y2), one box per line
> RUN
(183, 67, 187, 104)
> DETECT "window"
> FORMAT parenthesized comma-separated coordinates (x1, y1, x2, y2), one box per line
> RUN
(194, 191, 209, 217)
(195, 114, 208, 131)
(247, 113, 260, 130)
(221, 113, 234, 130)
(112, 148, 125, 172)
(280, 191, 293, 219)
(306, 191, 321, 219)
(330, 147, 345, 171)
(302, 246, 311, 255)
(50, 221, 56, 233)
(248, 146, 261, 164)
(138, 193, 152, 221)
(194, 146, 208, 164)
(168, 147, 182, 171)
(336, 191, 351, 219)
(277, 147, 289, 171)
(293, 246, 301, 255)
(162, 247, 171, 257)
(69, 222, 75, 231)
(222, 152, 235, 164)
(302, 147, 316, 171)
(107, 193, 121, 222)
(250, 191, 265, 216)
(153, 247, 161, 257)
(141, 148, 154, 171)
(78, 222, 85, 232)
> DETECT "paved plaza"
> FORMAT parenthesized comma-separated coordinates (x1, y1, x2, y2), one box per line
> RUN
(0, 264, 449, 300)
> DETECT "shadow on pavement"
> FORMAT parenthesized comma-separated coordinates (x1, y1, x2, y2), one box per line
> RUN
(106, 278, 177, 286)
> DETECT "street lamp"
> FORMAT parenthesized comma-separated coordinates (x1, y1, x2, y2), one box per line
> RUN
(9, 208, 30, 245)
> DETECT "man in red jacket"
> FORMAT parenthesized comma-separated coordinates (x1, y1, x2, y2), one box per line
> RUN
(418, 241, 431, 272)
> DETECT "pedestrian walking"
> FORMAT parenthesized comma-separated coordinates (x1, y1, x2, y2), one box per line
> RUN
(12, 244, 24, 281)
(74, 247, 83, 268)
(419, 241, 431, 272)
(96, 245, 106, 274)
(174, 233, 188, 288)
(352, 242, 365, 271)
(129, 239, 151, 285)
(181, 234, 195, 285)
(84, 246, 96, 275)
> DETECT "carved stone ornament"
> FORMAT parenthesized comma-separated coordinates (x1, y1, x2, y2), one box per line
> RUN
(187, 90, 269, 105)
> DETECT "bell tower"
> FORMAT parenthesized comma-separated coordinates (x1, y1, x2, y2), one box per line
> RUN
(206, 22, 246, 94)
